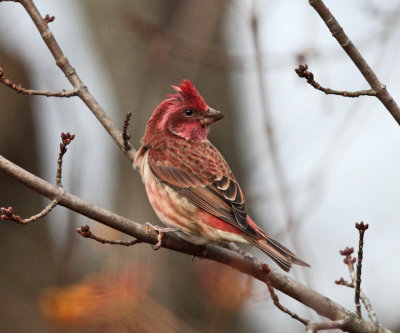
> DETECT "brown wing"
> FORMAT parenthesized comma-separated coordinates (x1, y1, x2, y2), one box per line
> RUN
(147, 142, 258, 238)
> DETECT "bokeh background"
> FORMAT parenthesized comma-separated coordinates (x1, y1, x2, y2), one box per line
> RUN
(1, 0, 400, 332)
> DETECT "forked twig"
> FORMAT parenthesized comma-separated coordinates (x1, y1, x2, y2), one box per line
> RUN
(1, 132, 75, 224)
(335, 224, 378, 325)
(308, 0, 400, 125)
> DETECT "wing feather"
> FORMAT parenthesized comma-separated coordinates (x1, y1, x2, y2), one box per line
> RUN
(146, 143, 258, 238)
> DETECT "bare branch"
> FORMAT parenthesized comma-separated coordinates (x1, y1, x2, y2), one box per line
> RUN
(17, 0, 136, 161)
(0, 1, 392, 331)
(0, 154, 391, 333)
(295, 64, 376, 98)
(0, 67, 78, 97)
(77, 225, 142, 246)
(308, 0, 400, 125)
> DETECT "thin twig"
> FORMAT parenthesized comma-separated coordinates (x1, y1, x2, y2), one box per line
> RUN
(355, 222, 369, 318)
(0, 200, 58, 224)
(122, 112, 132, 152)
(263, 265, 309, 325)
(335, 277, 354, 288)
(0, 68, 78, 97)
(56, 132, 75, 188)
(309, 0, 400, 125)
(77, 225, 142, 246)
(295, 64, 376, 97)
(336, 243, 379, 324)
(0, 132, 75, 224)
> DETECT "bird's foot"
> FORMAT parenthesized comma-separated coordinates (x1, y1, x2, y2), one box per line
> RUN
(145, 223, 178, 250)
(191, 244, 208, 263)
(220, 242, 256, 262)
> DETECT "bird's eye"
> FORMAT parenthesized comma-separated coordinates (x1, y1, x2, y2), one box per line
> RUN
(184, 109, 194, 116)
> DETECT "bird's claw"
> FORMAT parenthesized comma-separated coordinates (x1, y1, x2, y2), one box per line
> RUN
(191, 244, 208, 263)
(145, 223, 178, 250)
(221, 242, 256, 262)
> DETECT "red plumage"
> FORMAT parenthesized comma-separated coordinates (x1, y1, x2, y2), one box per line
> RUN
(134, 79, 309, 272)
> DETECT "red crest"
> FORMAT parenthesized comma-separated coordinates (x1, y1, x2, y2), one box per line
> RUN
(169, 79, 207, 111)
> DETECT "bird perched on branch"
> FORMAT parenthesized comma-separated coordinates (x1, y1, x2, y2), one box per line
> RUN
(134, 79, 309, 272)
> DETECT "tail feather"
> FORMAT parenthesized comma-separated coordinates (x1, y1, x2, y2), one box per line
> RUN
(248, 234, 310, 272)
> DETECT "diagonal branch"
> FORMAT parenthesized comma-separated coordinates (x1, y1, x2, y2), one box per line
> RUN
(0, 155, 390, 333)
(17, 0, 136, 161)
(308, 0, 400, 125)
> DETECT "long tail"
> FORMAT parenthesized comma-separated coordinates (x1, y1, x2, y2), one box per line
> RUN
(246, 218, 310, 272)
(248, 233, 310, 272)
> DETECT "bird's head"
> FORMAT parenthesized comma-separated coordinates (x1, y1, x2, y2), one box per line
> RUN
(143, 80, 223, 143)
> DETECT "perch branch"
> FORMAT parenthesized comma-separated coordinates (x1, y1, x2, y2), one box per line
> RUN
(295, 64, 376, 97)
(0, 1, 390, 331)
(0, 155, 390, 333)
(308, 0, 400, 125)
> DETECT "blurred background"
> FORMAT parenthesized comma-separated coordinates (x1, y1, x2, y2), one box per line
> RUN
(1, 0, 400, 332)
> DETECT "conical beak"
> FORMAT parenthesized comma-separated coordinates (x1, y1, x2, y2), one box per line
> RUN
(200, 108, 224, 126)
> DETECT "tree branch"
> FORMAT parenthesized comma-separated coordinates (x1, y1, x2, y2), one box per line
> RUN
(0, 1, 393, 331)
(308, 0, 400, 125)
(17, 0, 136, 161)
(0, 155, 390, 333)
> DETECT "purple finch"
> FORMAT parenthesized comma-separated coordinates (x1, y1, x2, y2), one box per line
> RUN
(134, 80, 309, 272)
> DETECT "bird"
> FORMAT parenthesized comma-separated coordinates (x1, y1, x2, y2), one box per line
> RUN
(134, 79, 309, 272)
